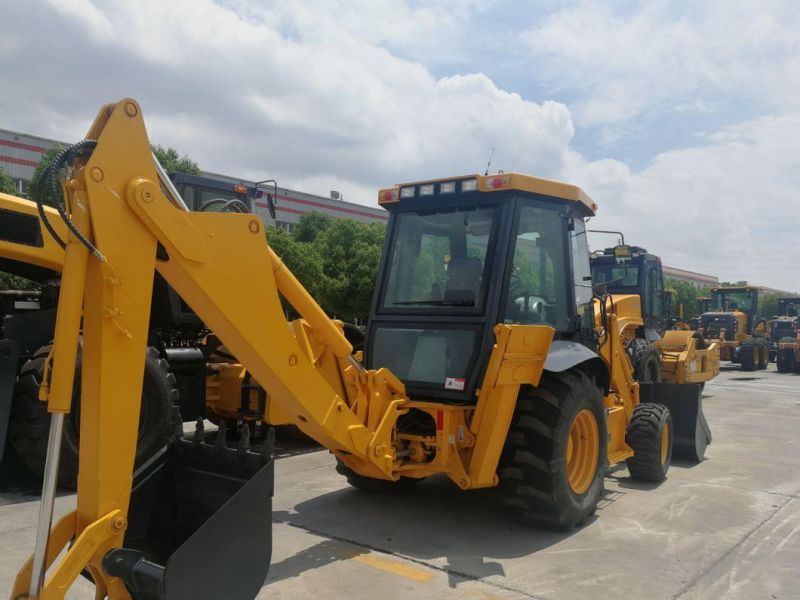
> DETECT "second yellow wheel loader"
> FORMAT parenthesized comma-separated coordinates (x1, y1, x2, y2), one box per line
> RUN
(10, 99, 710, 600)
(589, 243, 719, 387)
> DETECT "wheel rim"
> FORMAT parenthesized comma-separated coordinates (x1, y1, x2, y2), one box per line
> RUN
(566, 409, 600, 495)
(660, 421, 670, 465)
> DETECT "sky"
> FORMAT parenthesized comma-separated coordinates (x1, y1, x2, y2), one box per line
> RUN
(2, 0, 798, 291)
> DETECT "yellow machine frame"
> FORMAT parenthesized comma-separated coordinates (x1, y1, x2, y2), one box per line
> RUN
(11, 100, 653, 599)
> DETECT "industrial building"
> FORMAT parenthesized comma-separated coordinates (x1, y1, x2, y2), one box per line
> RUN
(662, 265, 718, 289)
(0, 127, 63, 194)
(0, 128, 387, 229)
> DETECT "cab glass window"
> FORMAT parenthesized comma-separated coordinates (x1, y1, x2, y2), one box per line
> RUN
(504, 204, 570, 331)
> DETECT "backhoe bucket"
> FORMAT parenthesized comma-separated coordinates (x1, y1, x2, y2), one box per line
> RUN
(639, 383, 711, 462)
(103, 425, 274, 599)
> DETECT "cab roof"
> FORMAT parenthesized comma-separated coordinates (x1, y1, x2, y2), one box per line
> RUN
(378, 172, 597, 217)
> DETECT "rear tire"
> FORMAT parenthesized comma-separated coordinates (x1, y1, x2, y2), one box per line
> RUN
(739, 339, 757, 371)
(628, 339, 662, 383)
(776, 338, 795, 373)
(626, 403, 672, 481)
(498, 370, 607, 531)
(335, 459, 419, 493)
(9, 345, 178, 489)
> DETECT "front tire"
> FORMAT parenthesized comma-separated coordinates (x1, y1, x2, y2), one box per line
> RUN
(9, 345, 178, 489)
(626, 403, 672, 481)
(628, 339, 662, 383)
(739, 339, 757, 371)
(499, 370, 607, 531)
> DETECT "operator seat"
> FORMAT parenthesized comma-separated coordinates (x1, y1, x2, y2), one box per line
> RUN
(444, 257, 482, 305)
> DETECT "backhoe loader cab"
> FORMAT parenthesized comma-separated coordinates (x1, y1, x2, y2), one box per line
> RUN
(700, 286, 768, 370)
(371, 174, 596, 404)
(589, 245, 667, 340)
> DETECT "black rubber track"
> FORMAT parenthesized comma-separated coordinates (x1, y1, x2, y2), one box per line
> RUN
(498, 369, 607, 531)
(335, 458, 418, 493)
(628, 338, 662, 383)
(626, 403, 672, 482)
(739, 339, 757, 371)
(8, 344, 178, 489)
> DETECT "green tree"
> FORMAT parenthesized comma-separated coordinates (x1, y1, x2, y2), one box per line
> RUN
(0, 169, 15, 195)
(293, 212, 332, 243)
(313, 219, 385, 322)
(151, 144, 201, 175)
(266, 226, 324, 298)
(665, 279, 699, 318)
(759, 293, 780, 319)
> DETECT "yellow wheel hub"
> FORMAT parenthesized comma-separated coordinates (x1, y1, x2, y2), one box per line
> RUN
(660, 421, 670, 465)
(566, 409, 600, 495)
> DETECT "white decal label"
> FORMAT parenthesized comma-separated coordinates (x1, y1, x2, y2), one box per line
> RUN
(445, 377, 465, 390)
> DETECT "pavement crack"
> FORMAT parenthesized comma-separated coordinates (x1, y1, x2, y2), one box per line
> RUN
(670, 497, 793, 599)
(279, 519, 549, 599)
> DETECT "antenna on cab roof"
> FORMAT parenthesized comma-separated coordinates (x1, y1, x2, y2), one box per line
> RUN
(484, 147, 495, 176)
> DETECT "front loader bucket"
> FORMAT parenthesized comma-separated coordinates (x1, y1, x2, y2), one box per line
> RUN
(639, 383, 711, 462)
(103, 425, 274, 600)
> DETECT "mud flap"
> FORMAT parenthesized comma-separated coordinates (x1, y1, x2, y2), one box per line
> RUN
(104, 428, 274, 600)
(0, 339, 20, 461)
(639, 382, 711, 462)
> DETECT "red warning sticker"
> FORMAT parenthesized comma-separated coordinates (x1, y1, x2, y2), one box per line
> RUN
(445, 377, 465, 391)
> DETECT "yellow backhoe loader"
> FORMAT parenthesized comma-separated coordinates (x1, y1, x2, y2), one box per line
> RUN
(9, 99, 709, 600)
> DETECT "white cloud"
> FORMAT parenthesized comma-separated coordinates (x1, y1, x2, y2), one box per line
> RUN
(521, 0, 800, 127)
(572, 113, 800, 290)
(1, 0, 797, 291)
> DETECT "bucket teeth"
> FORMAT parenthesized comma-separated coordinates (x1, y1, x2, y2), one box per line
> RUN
(192, 417, 204, 444)
(238, 423, 251, 454)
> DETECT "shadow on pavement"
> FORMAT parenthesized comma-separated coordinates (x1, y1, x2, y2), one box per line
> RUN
(269, 474, 595, 588)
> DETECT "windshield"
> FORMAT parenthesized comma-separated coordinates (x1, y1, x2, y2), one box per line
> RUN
(713, 291, 753, 312)
(380, 206, 497, 311)
(778, 299, 800, 317)
(702, 314, 734, 337)
(591, 260, 640, 289)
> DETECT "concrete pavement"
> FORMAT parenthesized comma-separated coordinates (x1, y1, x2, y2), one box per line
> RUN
(1, 365, 799, 599)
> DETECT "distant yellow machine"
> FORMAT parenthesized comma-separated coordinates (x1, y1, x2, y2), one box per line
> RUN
(7, 99, 709, 600)
(698, 286, 769, 371)
(590, 243, 719, 386)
